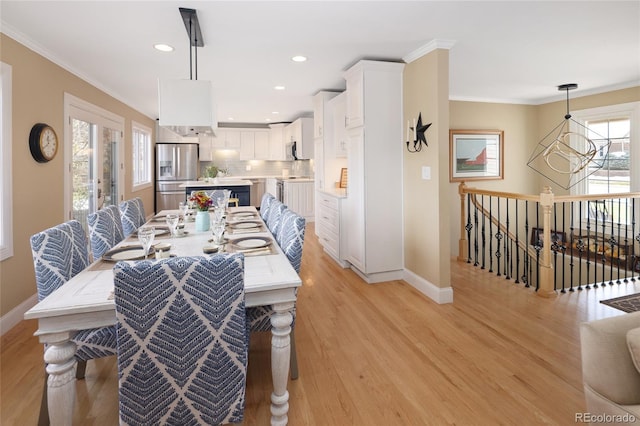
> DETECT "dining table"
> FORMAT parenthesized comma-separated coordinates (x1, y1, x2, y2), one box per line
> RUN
(24, 206, 301, 426)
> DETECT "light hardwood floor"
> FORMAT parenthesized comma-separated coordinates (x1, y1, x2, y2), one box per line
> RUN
(2, 223, 639, 425)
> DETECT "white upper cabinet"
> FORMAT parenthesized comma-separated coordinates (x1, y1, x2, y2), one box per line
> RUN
(344, 67, 364, 129)
(212, 129, 240, 149)
(239, 131, 255, 160)
(313, 91, 338, 139)
(331, 92, 348, 157)
(198, 134, 213, 161)
(269, 123, 287, 161)
(253, 131, 269, 160)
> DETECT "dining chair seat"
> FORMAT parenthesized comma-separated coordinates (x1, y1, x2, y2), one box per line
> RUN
(87, 204, 125, 260)
(30, 220, 117, 425)
(114, 255, 248, 425)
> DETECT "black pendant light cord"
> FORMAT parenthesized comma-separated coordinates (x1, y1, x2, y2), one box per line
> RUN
(188, 17, 193, 80)
(558, 83, 577, 120)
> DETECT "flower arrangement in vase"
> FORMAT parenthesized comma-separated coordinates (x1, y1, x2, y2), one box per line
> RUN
(189, 191, 212, 211)
(189, 191, 213, 231)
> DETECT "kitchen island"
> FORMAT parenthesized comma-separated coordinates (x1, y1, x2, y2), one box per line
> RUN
(180, 179, 252, 206)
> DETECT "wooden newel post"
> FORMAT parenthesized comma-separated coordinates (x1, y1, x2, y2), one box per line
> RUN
(538, 186, 557, 298)
(458, 182, 468, 262)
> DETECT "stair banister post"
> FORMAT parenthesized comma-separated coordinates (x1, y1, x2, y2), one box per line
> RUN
(538, 186, 557, 297)
(458, 182, 468, 261)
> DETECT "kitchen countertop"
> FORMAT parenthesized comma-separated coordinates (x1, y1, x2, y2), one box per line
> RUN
(179, 179, 253, 188)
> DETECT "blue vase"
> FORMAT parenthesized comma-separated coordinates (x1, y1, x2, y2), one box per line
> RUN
(195, 211, 210, 232)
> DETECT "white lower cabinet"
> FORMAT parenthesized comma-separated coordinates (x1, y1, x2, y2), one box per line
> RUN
(316, 190, 348, 267)
(283, 181, 314, 221)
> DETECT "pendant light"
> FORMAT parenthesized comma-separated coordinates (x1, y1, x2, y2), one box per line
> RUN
(526, 84, 611, 190)
(158, 8, 217, 137)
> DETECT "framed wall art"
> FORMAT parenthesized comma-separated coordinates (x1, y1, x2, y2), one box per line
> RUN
(449, 129, 504, 182)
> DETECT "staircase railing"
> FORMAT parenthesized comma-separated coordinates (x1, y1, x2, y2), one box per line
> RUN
(458, 182, 640, 297)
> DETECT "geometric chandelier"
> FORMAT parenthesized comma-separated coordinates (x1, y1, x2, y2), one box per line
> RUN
(526, 83, 611, 190)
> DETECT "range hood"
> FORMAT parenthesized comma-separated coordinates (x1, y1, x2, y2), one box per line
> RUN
(158, 8, 217, 137)
(158, 79, 217, 137)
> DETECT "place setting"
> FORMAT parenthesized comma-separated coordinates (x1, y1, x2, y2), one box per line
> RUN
(226, 220, 265, 234)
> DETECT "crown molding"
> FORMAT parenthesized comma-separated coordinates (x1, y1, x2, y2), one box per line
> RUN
(403, 39, 456, 64)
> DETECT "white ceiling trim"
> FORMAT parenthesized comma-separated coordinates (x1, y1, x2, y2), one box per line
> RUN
(0, 23, 152, 119)
(403, 39, 456, 64)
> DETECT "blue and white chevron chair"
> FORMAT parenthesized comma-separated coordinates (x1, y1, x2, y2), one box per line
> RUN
(114, 255, 248, 425)
(265, 200, 287, 236)
(247, 209, 305, 380)
(87, 204, 125, 259)
(119, 197, 146, 237)
(30, 220, 117, 424)
(260, 192, 276, 220)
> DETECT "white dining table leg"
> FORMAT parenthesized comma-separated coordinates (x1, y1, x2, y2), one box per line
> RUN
(270, 301, 294, 426)
(42, 332, 77, 426)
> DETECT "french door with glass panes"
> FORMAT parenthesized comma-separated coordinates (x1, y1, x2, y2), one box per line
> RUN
(64, 94, 124, 231)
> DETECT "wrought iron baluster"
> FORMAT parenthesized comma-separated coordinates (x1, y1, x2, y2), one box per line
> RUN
(577, 200, 584, 291)
(488, 196, 493, 273)
(495, 197, 502, 277)
(466, 194, 472, 264)
(504, 198, 510, 279)
(585, 200, 592, 289)
(481, 195, 486, 269)
(524, 200, 530, 287)
(569, 200, 575, 292)
(515, 200, 520, 284)
(473, 195, 479, 266)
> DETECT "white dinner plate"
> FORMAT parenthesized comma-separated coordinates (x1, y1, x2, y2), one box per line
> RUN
(231, 236, 271, 249)
(230, 211, 255, 218)
(229, 221, 261, 229)
(103, 245, 155, 262)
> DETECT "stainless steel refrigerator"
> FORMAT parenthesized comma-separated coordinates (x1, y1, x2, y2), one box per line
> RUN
(155, 143, 199, 212)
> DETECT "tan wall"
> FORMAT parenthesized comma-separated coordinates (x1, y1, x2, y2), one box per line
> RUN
(403, 49, 450, 288)
(0, 34, 155, 317)
(448, 101, 539, 256)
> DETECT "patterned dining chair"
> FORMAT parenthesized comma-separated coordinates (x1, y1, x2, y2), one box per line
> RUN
(260, 193, 276, 220)
(114, 254, 248, 425)
(119, 197, 146, 237)
(30, 220, 117, 425)
(247, 209, 305, 379)
(265, 200, 287, 236)
(87, 204, 125, 259)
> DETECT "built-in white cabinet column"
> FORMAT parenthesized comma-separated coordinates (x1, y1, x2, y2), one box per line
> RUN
(331, 92, 348, 158)
(343, 60, 404, 283)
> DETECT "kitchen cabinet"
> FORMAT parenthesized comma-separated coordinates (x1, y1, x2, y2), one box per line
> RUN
(283, 180, 314, 221)
(239, 130, 270, 161)
(343, 60, 404, 283)
(198, 134, 213, 161)
(313, 91, 339, 139)
(254, 131, 269, 160)
(331, 92, 348, 158)
(212, 129, 240, 149)
(289, 117, 313, 159)
(269, 123, 287, 161)
(266, 177, 278, 198)
(316, 190, 348, 267)
(345, 67, 364, 129)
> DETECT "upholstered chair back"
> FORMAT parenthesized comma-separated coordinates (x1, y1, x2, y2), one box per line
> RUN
(87, 205, 125, 259)
(119, 198, 146, 237)
(265, 201, 287, 236)
(260, 193, 276, 220)
(114, 255, 248, 425)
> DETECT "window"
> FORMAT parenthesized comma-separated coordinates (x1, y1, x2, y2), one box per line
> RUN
(571, 102, 640, 226)
(0, 62, 13, 261)
(132, 122, 152, 190)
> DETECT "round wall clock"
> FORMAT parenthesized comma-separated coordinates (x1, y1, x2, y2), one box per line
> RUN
(29, 123, 58, 163)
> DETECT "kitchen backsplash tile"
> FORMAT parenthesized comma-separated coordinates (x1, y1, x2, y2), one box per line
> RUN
(200, 158, 314, 178)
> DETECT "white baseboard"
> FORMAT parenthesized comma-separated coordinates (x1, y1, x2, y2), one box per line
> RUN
(403, 269, 454, 304)
(1, 293, 37, 336)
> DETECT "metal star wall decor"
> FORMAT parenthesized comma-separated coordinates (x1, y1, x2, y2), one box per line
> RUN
(406, 112, 432, 153)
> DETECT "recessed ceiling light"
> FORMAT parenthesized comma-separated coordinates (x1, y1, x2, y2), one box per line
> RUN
(227, 117, 234, 121)
(265, 118, 272, 122)
(291, 55, 307, 62)
(272, 111, 279, 115)
(154, 43, 174, 52)
(274, 85, 285, 91)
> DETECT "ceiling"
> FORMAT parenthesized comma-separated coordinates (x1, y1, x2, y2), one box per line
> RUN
(1, 1, 639, 125)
